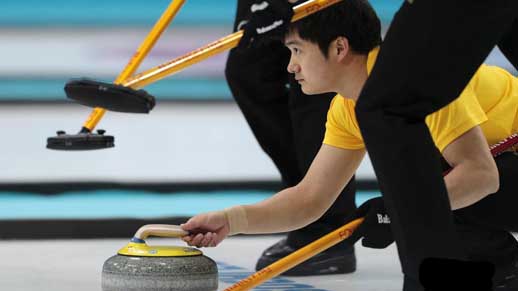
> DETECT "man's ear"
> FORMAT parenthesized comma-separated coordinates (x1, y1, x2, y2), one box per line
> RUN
(333, 37, 350, 61)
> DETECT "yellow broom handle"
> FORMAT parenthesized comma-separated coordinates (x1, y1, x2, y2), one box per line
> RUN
(223, 217, 363, 291)
(120, 0, 344, 90)
(82, 0, 186, 131)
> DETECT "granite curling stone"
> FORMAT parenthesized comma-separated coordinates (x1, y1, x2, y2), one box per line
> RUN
(102, 224, 218, 291)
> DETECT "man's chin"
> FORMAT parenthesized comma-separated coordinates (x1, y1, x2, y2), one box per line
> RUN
(301, 87, 324, 96)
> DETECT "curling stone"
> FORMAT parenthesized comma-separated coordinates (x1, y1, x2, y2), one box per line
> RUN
(102, 224, 218, 291)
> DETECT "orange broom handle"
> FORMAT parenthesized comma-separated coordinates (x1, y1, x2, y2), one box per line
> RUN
(82, 0, 186, 131)
(223, 217, 364, 291)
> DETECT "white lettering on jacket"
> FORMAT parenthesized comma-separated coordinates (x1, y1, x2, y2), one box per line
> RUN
(256, 20, 284, 34)
(251, 1, 269, 12)
(377, 214, 391, 224)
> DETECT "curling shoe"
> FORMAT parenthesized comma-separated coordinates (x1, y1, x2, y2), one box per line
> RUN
(255, 238, 356, 276)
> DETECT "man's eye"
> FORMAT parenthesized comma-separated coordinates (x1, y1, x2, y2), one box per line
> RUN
(293, 48, 300, 54)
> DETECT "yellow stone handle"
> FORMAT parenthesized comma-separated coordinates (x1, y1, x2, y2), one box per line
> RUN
(134, 224, 188, 240)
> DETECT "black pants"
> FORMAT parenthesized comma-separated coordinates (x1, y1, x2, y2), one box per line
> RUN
(354, 0, 518, 288)
(225, 0, 356, 248)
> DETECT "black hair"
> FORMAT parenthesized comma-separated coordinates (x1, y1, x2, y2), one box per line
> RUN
(287, 0, 381, 57)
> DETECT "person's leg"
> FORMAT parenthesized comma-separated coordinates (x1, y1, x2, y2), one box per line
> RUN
(498, 16, 518, 70)
(226, 0, 357, 276)
(354, 0, 516, 288)
(226, 0, 301, 186)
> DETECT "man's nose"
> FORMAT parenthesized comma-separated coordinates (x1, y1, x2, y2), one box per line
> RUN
(287, 59, 300, 74)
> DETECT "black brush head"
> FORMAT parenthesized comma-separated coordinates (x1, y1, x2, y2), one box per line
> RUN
(65, 78, 155, 113)
(47, 130, 114, 150)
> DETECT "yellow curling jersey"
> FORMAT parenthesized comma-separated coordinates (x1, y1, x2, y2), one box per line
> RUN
(324, 47, 518, 152)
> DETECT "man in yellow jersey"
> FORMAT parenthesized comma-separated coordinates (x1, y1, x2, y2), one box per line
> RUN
(225, 0, 358, 276)
(181, 1, 518, 289)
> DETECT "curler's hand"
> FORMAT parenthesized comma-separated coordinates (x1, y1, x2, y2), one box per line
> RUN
(238, 0, 294, 49)
(180, 211, 230, 248)
(345, 197, 394, 249)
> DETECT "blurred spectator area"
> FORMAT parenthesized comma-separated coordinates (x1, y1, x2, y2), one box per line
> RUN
(0, 0, 513, 102)
(0, 0, 400, 102)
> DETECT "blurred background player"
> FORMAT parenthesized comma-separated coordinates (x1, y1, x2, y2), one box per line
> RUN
(224, 0, 359, 276)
